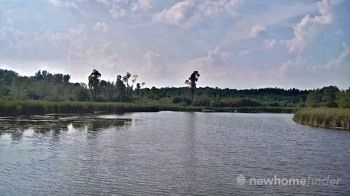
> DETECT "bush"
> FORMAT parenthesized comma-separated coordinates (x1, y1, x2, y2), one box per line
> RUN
(172, 96, 192, 105)
(269, 102, 280, 107)
(192, 96, 210, 106)
(210, 99, 222, 107)
(221, 98, 261, 107)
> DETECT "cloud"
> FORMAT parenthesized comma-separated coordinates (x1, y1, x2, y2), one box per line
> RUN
(326, 43, 350, 68)
(139, 51, 180, 86)
(249, 25, 266, 38)
(153, 0, 196, 26)
(49, 0, 85, 8)
(238, 50, 250, 56)
(94, 22, 109, 32)
(153, 0, 242, 27)
(137, 0, 154, 10)
(264, 39, 276, 49)
(96, 0, 154, 19)
(287, 0, 332, 53)
(184, 47, 291, 88)
(195, 47, 232, 68)
(221, 1, 318, 46)
(275, 42, 350, 89)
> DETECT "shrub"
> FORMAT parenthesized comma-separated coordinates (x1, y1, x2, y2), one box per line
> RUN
(172, 96, 192, 105)
(192, 96, 210, 106)
(221, 98, 261, 107)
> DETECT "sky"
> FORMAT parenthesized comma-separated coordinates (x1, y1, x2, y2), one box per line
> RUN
(0, 0, 349, 89)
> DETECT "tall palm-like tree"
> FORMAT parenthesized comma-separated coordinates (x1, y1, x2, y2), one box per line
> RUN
(185, 71, 200, 102)
(88, 69, 101, 100)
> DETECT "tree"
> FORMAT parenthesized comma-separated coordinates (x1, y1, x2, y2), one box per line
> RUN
(131, 74, 138, 89)
(185, 71, 200, 102)
(116, 75, 126, 101)
(305, 90, 322, 107)
(122, 72, 131, 87)
(9, 78, 28, 99)
(336, 91, 350, 108)
(88, 69, 101, 100)
(122, 72, 132, 97)
(63, 74, 71, 83)
(320, 86, 339, 107)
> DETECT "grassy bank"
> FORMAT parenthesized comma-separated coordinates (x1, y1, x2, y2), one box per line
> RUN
(0, 100, 201, 116)
(293, 108, 350, 130)
(207, 106, 296, 113)
(0, 100, 296, 116)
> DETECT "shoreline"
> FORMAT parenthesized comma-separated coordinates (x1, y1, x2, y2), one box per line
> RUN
(2, 100, 350, 131)
(0, 100, 296, 116)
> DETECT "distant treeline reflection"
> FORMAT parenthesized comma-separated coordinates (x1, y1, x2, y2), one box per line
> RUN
(0, 115, 132, 138)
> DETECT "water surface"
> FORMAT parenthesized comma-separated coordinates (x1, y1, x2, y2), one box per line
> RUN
(0, 112, 349, 195)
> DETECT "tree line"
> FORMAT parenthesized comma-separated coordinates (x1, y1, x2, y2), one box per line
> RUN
(0, 68, 349, 108)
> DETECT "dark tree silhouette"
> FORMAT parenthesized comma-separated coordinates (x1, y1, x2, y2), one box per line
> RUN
(116, 75, 126, 101)
(122, 72, 131, 87)
(185, 71, 200, 102)
(63, 74, 71, 83)
(88, 69, 101, 100)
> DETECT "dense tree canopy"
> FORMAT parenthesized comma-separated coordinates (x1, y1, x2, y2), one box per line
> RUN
(0, 68, 349, 108)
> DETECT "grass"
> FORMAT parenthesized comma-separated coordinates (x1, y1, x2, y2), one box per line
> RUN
(293, 108, 350, 130)
(0, 100, 201, 116)
(207, 106, 297, 113)
(0, 99, 297, 116)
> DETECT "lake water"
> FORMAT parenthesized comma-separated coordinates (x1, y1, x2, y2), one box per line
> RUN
(0, 112, 349, 195)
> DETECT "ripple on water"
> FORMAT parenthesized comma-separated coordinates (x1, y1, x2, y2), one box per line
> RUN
(0, 112, 350, 195)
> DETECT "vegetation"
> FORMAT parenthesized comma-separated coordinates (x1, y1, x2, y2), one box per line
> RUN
(0, 68, 310, 107)
(185, 71, 200, 102)
(0, 100, 202, 116)
(294, 108, 350, 130)
(1, 68, 350, 130)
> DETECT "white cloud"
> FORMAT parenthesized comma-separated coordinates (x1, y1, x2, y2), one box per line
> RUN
(221, 1, 318, 46)
(326, 43, 350, 68)
(139, 51, 181, 86)
(264, 39, 276, 49)
(136, 0, 154, 10)
(287, 0, 332, 53)
(238, 50, 249, 56)
(94, 22, 109, 32)
(49, 0, 84, 8)
(153, 0, 196, 26)
(250, 25, 266, 38)
(96, 0, 154, 19)
(188, 47, 233, 75)
(153, 0, 242, 27)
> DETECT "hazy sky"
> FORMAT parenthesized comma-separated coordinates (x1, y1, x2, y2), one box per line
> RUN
(0, 0, 349, 89)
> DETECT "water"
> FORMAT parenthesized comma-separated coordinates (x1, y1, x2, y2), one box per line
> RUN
(0, 112, 349, 195)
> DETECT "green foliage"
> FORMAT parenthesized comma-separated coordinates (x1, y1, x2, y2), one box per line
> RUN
(172, 96, 192, 105)
(336, 91, 350, 108)
(193, 96, 210, 106)
(220, 98, 262, 107)
(305, 86, 340, 107)
(0, 100, 203, 116)
(0, 68, 348, 111)
(209, 99, 222, 107)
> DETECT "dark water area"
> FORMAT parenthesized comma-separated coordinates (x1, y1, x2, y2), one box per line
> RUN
(0, 112, 349, 195)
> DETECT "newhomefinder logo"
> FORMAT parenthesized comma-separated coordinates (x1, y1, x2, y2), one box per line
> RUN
(236, 174, 341, 186)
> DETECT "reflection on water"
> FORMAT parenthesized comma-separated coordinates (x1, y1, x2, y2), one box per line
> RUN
(0, 115, 132, 140)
